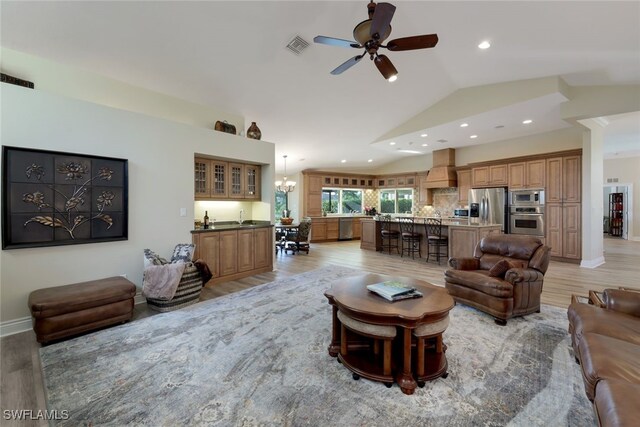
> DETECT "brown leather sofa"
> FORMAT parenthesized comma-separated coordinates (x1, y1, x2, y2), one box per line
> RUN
(568, 289, 640, 426)
(444, 234, 550, 325)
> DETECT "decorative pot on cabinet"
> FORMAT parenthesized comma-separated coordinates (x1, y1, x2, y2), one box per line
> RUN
(247, 122, 262, 140)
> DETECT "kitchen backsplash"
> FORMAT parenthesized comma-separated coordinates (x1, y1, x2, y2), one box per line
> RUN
(366, 187, 464, 217)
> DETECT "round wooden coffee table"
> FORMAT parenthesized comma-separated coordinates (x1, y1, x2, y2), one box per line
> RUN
(325, 273, 454, 395)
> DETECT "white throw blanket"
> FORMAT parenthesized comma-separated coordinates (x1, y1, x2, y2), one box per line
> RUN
(142, 263, 186, 301)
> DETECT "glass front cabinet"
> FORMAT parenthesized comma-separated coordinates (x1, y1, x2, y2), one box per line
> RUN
(194, 157, 260, 200)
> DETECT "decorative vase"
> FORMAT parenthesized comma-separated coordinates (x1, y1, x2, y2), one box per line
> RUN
(247, 122, 262, 140)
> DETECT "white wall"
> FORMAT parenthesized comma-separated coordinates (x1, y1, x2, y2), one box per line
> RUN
(0, 85, 274, 323)
(0, 48, 245, 134)
(604, 156, 640, 241)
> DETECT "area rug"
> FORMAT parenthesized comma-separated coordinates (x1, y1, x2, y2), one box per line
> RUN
(40, 266, 595, 426)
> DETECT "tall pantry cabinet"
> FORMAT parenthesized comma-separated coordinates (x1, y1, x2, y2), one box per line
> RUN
(545, 155, 581, 260)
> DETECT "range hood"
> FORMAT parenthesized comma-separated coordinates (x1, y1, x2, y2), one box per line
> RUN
(425, 148, 457, 188)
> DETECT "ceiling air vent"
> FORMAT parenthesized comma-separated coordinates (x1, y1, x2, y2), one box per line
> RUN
(286, 35, 310, 55)
(437, 139, 448, 143)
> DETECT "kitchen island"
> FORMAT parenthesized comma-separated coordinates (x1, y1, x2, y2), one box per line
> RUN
(360, 217, 501, 260)
(191, 221, 273, 285)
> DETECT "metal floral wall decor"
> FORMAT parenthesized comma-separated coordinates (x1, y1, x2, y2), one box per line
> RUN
(2, 146, 128, 249)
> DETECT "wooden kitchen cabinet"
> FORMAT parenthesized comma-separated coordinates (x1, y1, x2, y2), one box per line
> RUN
(303, 174, 323, 217)
(418, 175, 434, 206)
(192, 232, 220, 280)
(352, 217, 362, 239)
(195, 158, 261, 200)
(219, 230, 238, 276)
(508, 160, 545, 189)
(237, 229, 255, 272)
(457, 169, 471, 205)
(360, 218, 380, 251)
(253, 227, 272, 269)
(326, 218, 339, 240)
(545, 155, 581, 260)
(310, 218, 328, 242)
(193, 226, 273, 285)
(471, 165, 508, 187)
(244, 164, 261, 199)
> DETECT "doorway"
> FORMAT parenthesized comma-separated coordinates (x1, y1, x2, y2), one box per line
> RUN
(603, 184, 632, 240)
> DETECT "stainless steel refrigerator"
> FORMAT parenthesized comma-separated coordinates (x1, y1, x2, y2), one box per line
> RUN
(469, 187, 509, 233)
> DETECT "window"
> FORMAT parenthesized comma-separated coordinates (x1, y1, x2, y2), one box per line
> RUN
(342, 190, 363, 214)
(379, 189, 413, 214)
(322, 188, 363, 214)
(275, 191, 288, 217)
(322, 189, 339, 214)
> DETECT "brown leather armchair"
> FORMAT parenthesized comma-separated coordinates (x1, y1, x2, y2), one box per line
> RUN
(444, 234, 550, 325)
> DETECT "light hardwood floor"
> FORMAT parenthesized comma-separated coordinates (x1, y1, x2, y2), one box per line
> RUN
(2, 237, 638, 426)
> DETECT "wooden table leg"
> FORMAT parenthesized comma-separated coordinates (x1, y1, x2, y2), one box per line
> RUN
(396, 327, 417, 395)
(328, 306, 340, 357)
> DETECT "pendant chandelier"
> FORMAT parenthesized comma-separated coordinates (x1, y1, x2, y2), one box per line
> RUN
(275, 155, 296, 193)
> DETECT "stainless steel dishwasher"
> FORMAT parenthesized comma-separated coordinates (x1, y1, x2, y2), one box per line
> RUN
(338, 217, 353, 241)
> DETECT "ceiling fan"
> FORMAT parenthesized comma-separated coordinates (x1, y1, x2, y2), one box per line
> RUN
(314, 1, 438, 82)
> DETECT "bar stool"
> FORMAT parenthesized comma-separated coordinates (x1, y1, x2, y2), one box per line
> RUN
(413, 314, 450, 387)
(380, 217, 400, 254)
(337, 310, 396, 384)
(424, 218, 448, 264)
(398, 217, 421, 259)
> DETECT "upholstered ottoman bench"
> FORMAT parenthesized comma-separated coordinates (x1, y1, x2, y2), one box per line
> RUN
(28, 276, 136, 343)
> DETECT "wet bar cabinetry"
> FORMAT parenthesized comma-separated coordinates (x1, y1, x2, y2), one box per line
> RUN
(194, 157, 261, 200)
(192, 225, 273, 285)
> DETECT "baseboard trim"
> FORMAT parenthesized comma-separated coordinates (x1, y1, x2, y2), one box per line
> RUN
(134, 291, 146, 305)
(0, 316, 32, 337)
(1, 293, 145, 338)
(580, 256, 606, 269)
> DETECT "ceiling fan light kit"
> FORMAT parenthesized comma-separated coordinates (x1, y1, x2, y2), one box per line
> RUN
(314, 1, 438, 82)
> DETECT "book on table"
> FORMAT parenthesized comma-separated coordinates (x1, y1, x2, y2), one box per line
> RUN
(367, 281, 423, 302)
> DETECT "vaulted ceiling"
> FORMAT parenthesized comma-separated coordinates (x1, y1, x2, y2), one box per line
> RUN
(2, 1, 639, 173)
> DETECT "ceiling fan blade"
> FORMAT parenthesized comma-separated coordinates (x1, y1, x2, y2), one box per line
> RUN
(370, 2, 396, 39)
(314, 35, 360, 49)
(386, 34, 439, 51)
(374, 54, 398, 81)
(330, 55, 363, 75)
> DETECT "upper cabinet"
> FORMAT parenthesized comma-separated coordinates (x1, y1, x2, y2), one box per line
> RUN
(457, 169, 471, 205)
(508, 160, 545, 189)
(546, 155, 581, 203)
(472, 164, 507, 187)
(194, 157, 261, 201)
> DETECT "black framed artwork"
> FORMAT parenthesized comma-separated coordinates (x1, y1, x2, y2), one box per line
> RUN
(2, 146, 128, 249)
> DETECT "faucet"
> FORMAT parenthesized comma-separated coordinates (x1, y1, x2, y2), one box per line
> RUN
(239, 209, 244, 225)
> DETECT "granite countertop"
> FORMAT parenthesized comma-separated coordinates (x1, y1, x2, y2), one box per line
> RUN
(191, 220, 273, 233)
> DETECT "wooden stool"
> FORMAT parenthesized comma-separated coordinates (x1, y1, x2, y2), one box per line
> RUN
(337, 310, 397, 377)
(380, 217, 400, 254)
(399, 217, 421, 259)
(413, 314, 450, 385)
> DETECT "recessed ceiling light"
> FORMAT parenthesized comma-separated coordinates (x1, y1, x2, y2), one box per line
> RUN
(460, 123, 469, 128)
(367, 159, 373, 163)
(478, 41, 491, 49)
(341, 159, 347, 163)
(522, 119, 533, 124)
(420, 133, 428, 138)
(389, 142, 396, 145)
(421, 143, 428, 147)
(470, 135, 478, 139)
